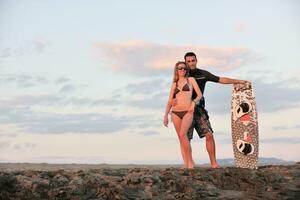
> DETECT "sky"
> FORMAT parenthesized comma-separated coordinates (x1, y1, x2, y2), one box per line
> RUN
(0, 0, 299, 164)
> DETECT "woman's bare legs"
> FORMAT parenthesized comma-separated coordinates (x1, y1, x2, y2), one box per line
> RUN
(171, 114, 188, 168)
(172, 112, 194, 168)
(179, 112, 194, 168)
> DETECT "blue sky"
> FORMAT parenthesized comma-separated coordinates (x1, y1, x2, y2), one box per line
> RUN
(0, 0, 299, 164)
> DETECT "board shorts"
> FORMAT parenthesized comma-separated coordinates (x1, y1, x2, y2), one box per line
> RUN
(187, 103, 214, 140)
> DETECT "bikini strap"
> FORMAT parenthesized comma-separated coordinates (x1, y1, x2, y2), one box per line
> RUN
(175, 78, 189, 90)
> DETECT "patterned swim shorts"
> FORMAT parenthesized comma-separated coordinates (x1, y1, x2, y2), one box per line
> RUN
(187, 105, 214, 140)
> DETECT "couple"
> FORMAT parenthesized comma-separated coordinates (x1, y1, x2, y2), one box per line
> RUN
(163, 52, 248, 169)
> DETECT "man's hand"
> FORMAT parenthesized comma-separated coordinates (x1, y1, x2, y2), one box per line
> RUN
(237, 80, 251, 84)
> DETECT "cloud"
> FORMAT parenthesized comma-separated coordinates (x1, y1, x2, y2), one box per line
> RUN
(108, 78, 170, 110)
(0, 141, 11, 149)
(138, 130, 160, 136)
(112, 76, 300, 113)
(134, 115, 161, 129)
(217, 138, 233, 144)
(0, 95, 64, 108)
(1, 74, 299, 136)
(204, 78, 300, 114)
(13, 142, 37, 150)
(273, 124, 300, 131)
(260, 137, 300, 144)
(0, 77, 165, 135)
(125, 91, 168, 110)
(93, 40, 259, 76)
(0, 105, 128, 134)
(0, 73, 49, 88)
(0, 133, 18, 138)
(0, 73, 86, 95)
(0, 37, 51, 59)
(0, 48, 11, 58)
(0, 94, 121, 109)
(0, 103, 161, 134)
(2, 74, 299, 117)
(59, 84, 76, 93)
(123, 78, 170, 95)
(55, 77, 71, 84)
(136, 74, 300, 113)
(280, 77, 300, 88)
(254, 80, 300, 112)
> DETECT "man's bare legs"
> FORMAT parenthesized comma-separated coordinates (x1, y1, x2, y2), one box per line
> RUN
(205, 132, 218, 168)
(172, 113, 194, 168)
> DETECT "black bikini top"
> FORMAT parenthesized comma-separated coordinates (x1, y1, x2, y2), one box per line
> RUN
(173, 79, 191, 98)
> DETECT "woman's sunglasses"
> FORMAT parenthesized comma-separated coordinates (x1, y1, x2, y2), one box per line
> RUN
(177, 67, 188, 70)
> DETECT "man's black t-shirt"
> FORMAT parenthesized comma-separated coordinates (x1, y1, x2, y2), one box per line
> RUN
(188, 68, 220, 99)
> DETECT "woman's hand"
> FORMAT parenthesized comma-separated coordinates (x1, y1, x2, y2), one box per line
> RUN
(163, 114, 169, 127)
(188, 101, 195, 113)
(171, 98, 177, 107)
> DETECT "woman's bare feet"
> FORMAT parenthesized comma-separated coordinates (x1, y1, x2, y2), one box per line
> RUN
(187, 160, 195, 169)
(211, 163, 219, 168)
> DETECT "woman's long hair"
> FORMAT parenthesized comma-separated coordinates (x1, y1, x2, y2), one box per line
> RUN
(173, 61, 189, 83)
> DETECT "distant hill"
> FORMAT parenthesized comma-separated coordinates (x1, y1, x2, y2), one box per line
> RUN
(214, 157, 296, 166)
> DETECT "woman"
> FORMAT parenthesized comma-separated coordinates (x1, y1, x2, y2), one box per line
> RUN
(164, 61, 202, 169)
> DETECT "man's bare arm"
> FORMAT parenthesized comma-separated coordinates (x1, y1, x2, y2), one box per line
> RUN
(219, 77, 249, 84)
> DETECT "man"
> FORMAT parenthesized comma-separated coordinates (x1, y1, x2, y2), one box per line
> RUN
(184, 52, 249, 168)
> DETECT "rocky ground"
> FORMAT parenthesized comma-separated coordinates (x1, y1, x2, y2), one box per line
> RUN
(0, 163, 299, 200)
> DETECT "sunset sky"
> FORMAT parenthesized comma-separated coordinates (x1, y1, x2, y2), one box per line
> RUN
(0, 0, 299, 164)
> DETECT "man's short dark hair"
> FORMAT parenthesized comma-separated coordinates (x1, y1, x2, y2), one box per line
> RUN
(184, 52, 197, 60)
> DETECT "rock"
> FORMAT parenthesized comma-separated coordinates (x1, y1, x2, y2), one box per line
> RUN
(1, 164, 300, 199)
(123, 187, 150, 199)
(53, 173, 70, 186)
(265, 186, 273, 192)
(218, 190, 245, 199)
(205, 185, 220, 197)
(0, 191, 10, 200)
(0, 173, 17, 192)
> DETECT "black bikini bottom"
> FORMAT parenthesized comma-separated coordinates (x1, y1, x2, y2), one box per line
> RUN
(172, 111, 188, 119)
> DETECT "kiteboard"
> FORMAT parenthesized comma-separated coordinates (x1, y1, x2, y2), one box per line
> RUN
(231, 82, 259, 169)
